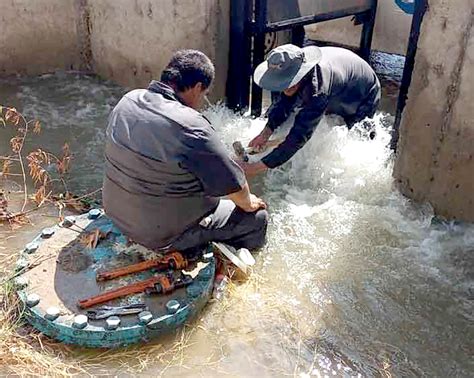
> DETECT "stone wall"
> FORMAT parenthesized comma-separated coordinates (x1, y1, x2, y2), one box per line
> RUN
(0, 0, 84, 75)
(393, 0, 474, 221)
(87, 0, 230, 100)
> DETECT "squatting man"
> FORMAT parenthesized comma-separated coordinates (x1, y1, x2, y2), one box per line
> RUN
(103, 50, 268, 257)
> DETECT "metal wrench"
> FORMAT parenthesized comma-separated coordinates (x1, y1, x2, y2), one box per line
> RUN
(86, 303, 148, 320)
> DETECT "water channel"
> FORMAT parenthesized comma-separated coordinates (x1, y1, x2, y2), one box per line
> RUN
(0, 70, 472, 376)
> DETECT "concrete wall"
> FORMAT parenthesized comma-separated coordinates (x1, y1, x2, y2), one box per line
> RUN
(394, 0, 474, 221)
(0, 0, 84, 75)
(87, 0, 230, 100)
(305, 0, 412, 55)
(0, 0, 229, 100)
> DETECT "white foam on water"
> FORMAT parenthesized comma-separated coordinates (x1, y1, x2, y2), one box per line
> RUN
(204, 103, 474, 376)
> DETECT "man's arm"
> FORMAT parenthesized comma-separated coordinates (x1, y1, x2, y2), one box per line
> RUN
(266, 93, 298, 131)
(180, 124, 266, 212)
(261, 95, 328, 169)
(249, 94, 297, 150)
(227, 182, 266, 212)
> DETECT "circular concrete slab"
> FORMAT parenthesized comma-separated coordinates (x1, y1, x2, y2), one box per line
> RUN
(14, 211, 215, 348)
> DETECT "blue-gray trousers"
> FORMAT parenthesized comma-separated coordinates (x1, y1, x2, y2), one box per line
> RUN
(171, 199, 268, 255)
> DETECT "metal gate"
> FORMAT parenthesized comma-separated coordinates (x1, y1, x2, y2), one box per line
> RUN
(226, 0, 378, 116)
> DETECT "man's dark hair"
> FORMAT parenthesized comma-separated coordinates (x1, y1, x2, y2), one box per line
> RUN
(161, 49, 215, 92)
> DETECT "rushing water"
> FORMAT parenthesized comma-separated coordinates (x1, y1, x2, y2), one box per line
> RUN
(0, 73, 473, 377)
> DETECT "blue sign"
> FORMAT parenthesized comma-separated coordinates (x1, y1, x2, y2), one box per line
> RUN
(395, 0, 415, 14)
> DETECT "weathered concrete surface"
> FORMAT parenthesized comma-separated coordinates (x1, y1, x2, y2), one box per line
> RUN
(305, 0, 412, 55)
(394, 0, 474, 221)
(87, 0, 230, 100)
(0, 0, 83, 75)
(0, 0, 229, 100)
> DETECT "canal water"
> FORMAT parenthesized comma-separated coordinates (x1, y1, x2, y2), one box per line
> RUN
(0, 71, 472, 377)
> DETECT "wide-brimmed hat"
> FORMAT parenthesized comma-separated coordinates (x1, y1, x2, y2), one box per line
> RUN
(254, 44, 322, 92)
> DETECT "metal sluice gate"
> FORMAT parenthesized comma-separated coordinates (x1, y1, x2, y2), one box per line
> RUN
(226, 0, 378, 116)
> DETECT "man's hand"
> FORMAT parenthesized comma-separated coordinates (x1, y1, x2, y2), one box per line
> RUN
(248, 126, 273, 152)
(238, 161, 268, 178)
(241, 193, 267, 212)
(227, 182, 267, 213)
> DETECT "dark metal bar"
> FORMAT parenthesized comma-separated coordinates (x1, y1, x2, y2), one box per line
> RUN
(240, 0, 254, 112)
(359, 0, 378, 61)
(391, 0, 428, 150)
(250, 0, 267, 117)
(226, 0, 243, 110)
(261, 5, 372, 33)
(226, 0, 253, 111)
(291, 26, 306, 47)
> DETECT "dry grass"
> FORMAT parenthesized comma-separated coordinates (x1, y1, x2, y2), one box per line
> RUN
(0, 280, 84, 376)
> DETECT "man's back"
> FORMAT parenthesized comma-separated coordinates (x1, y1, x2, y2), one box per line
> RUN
(103, 82, 236, 249)
(318, 46, 380, 117)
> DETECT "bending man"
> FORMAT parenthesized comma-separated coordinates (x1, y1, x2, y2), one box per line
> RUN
(103, 50, 268, 256)
(242, 44, 381, 176)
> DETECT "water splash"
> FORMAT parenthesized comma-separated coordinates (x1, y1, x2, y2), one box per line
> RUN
(204, 103, 474, 376)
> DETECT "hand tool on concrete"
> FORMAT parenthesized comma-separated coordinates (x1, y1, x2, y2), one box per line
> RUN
(96, 251, 187, 281)
(144, 273, 193, 295)
(78, 273, 193, 309)
(86, 303, 148, 320)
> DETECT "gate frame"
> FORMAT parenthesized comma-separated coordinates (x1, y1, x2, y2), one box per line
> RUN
(226, 0, 378, 116)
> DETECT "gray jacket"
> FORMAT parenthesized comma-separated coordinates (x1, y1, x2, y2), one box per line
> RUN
(262, 47, 381, 168)
(103, 81, 245, 249)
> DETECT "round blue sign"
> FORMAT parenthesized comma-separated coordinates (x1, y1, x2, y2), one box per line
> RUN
(395, 0, 415, 14)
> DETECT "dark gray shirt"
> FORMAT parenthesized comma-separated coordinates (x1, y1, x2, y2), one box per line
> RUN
(262, 47, 381, 168)
(103, 81, 246, 249)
